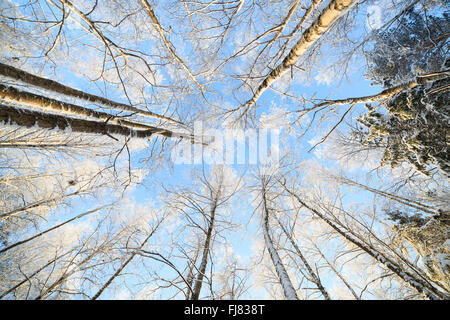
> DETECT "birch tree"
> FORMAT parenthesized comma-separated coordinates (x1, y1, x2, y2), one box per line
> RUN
(250, 170, 299, 300)
(273, 159, 449, 299)
(140, 165, 243, 300)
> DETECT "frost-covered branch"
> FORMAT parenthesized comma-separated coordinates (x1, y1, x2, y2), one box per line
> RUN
(230, 0, 356, 118)
(0, 63, 184, 126)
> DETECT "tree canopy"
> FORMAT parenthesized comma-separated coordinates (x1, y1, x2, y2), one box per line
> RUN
(0, 0, 448, 300)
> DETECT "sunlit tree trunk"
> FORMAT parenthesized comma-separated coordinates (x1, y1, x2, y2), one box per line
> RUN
(191, 198, 218, 300)
(273, 214, 330, 299)
(185, 242, 201, 300)
(0, 104, 164, 140)
(0, 63, 183, 125)
(0, 84, 164, 131)
(280, 182, 445, 300)
(301, 70, 449, 112)
(235, 0, 356, 116)
(0, 87, 195, 141)
(261, 180, 299, 300)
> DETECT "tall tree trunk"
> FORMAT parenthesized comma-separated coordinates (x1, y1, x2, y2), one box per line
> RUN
(261, 185, 299, 300)
(305, 70, 450, 110)
(0, 142, 94, 149)
(280, 182, 445, 300)
(0, 62, 182, 125)
(0, 104, 174, 140)
(273, 214, 330, 299)
(0, 87, 196, 141)
(0, 84, 162, 131)
(235, 0, 355, 115)
(185, 245, 201, 300)
(190, 199, 218, 300)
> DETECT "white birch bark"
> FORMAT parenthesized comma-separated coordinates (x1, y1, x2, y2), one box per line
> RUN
(0, 85, 196, 142)
(234, 0, 356, 116)
(0, 104, 197, 142)
(0, 62, 183, 126)
(281, 182, 445, 300)
(261, 184, 299, 300)
(274, 214, 330, 299)
(191, 197, 218, 300)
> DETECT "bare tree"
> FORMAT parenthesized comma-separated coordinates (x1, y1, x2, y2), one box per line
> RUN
(278, 178, 446, 300)
(160, 166, 241, 300)
(254, 172, 299, 300)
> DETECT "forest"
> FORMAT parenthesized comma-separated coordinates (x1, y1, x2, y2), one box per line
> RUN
(0, 0, 448, 300)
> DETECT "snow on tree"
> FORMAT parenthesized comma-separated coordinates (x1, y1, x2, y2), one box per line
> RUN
(0, 0, 448, 300)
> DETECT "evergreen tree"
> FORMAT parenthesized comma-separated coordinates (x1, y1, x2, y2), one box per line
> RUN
(355, 8, 449, 176)
(386, 209, 450, 293)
